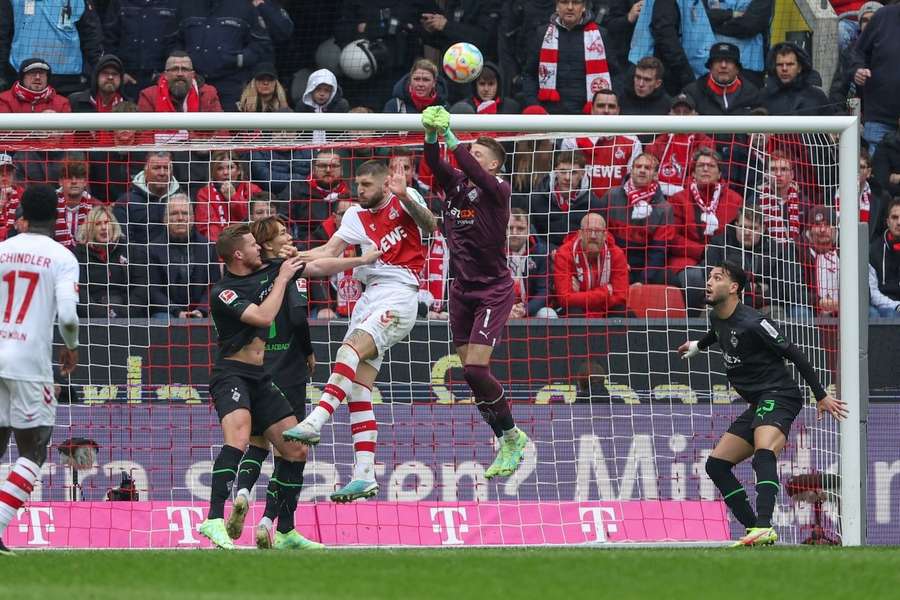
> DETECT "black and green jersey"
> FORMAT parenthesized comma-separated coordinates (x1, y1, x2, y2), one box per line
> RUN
(264, 274, 314, 389)
(698, 302, 827, 403)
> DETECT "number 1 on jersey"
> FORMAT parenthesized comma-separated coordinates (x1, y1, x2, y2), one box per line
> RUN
(2, 270, 40, 324)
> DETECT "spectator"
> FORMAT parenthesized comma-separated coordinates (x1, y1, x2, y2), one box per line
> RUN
(832, 1, 874, 52)
(309, 199, 363, 319)
(598, 152, 674, 284)
(450, 62, 521, 115)
(87, 101, 147, 203)
(552, 212, 629, 317)
(418, 1, 501, 60)
(798, 205, 840, 316)
(145, 193, 219, 319)
(288, 150, 351, 245)
(704, 206, 810, 318)
(237, 62, 290, 113)
(847, 149, 891, 238)
(252, 0, 294, 46)
(101, 0, 179, 99)
(869, 198, 900, 317)
(194, 151, 262, 242)
(619, 56, 671, 119)
(55, 158, 98, 250)
(761, 42, 831, 117)
(829, 1, 882, 115)
(850, 3, 900, 155)
(560, 90, 642, 197)
(529, 148, 603, 248)
(756, 152, 806, 244)
(510, 130, 556, 202)
(507, 207, 555, 318)
(174, 0, 272, 112)
(69, 54, 128, 113)
(0, 58, 71, 113)
(383, 58, 449, 114)
(389, 148, 435, 210)
(681, 43, 760, 185)
(113, 151, 182, 245)
(645, 94, 716, 196)
(0, 0, 103, 95)
(296, 68, 349, 114)
(668, 147, 743, 305)
(872, 116, 900, 199)
(601, 0, 645, 81)
(627, 0, 717, 95)
(521, 0, 613, 114)
(419, 227, 450, 320)
(0, 152, 22, 240)
(248, 124, 311, 198)
(704, 0, 773, 88)
(249, 191, 278, 222)
(498, 0, 556, 99)
(73, 205, 133, 318)
(137, 51, 222, 113)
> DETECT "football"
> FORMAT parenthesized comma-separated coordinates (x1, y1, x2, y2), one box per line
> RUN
(442, 42, 484, 84)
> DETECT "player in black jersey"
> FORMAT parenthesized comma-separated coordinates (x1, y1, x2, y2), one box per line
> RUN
(678, 260, 847, 547)
(227, 216, 320, 549)
(199, 224, 379, 549)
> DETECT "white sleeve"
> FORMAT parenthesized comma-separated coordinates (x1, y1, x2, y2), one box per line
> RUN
(869, 264, 900, 311)
(55, 254, 80, 349)
(560, 137, 577, 151)
(334, 207, 368, 246)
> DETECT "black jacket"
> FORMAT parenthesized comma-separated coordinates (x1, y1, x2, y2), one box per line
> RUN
(450, 62, 521, 114)
(873, 130, 900, 198)
(646, 0, 700, 95)
(761, 43, 831, 116)
(69, 55, 130, 113)
(88, 150, 146, 204)
(498, 0, 555, 98)
(529, 174, 604, 248)
(113, 173, 182, 245)
(849, 5, 900, 127)
(74, 241, 136, 318)
(102, 0, 178, 76)
(143, 230, 220, 317)
(418, 0, 501, 59)
(601, 0, 642, 80)
(870, 231, 900, 303)
(382, 74, 450, 114)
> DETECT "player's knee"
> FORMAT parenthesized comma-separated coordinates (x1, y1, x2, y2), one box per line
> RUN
(705, 456, 734, 481)
(751, 449, 777, 472)
(280, 443, 308, 462)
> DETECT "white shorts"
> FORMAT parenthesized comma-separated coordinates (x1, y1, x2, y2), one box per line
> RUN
(345, 283, 419, 371)
(0, 377, 57, 429)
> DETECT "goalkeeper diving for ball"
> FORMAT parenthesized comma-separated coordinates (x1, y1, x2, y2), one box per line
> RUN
(678, 260, 847, 547)
(421, 106, 529, 479)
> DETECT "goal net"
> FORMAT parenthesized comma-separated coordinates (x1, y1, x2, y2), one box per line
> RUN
(0, 112, 862, 548)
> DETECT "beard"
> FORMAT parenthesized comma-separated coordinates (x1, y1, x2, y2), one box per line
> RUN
(169, 79, 189, 99)
(359, 188, 384, 209)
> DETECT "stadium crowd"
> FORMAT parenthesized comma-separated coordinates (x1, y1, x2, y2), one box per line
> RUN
(0, 0, 899, 320)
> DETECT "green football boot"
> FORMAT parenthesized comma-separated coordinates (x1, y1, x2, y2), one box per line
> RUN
(330, 479, 379, 503)
(274, 530, 324, 550)
(199, 518, 235, 549)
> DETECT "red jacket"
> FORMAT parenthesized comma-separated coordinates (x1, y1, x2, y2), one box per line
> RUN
(137, 83, 223, 113)
(667, 181, 743, 272)
(0, 88, 71, 113)
(553, 230, 629, 317)
(194, 181, 262, 242)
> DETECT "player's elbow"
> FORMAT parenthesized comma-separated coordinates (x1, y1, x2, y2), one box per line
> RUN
(240, 307, 271, 328)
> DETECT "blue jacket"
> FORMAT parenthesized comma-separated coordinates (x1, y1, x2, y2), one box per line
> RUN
(254, 0, 293, 44)
(102, 0, 178, 75)
(249, 149, 311, 198)
(705, 0, 771, 73)
(628, 0, 716, 83)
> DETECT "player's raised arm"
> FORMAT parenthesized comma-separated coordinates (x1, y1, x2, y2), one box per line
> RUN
(422, 106, 458, 189)
(304, 249, 383, 278)
(296, 234, 348, 262)
(388, 168, 437, 234)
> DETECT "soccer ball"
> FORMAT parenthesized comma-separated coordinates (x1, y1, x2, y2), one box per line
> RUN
(442, 42, 484, 84)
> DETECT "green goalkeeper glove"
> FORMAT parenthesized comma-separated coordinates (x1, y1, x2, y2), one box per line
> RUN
(430, 106, 450, 134)
(422, 107, 440, 143)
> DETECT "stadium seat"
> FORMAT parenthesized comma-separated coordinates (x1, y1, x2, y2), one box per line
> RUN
(626, 284, 687, 319)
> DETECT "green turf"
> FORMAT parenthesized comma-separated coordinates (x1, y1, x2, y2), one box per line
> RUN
(1, 547, 898, 600)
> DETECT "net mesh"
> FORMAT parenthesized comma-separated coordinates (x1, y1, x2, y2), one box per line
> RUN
(0, 118, 849, 547)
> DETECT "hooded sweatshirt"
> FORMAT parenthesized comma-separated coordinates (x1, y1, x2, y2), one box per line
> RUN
(69, 55, 127, 113)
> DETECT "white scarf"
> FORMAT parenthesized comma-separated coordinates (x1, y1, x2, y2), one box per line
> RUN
(538, 19, 610, 105)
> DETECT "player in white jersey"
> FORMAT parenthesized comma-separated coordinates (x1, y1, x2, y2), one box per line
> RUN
(283, 160, 436, 502)
(0, 185, 79, 555)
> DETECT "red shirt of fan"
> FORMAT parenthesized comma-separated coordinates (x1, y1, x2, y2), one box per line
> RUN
(562, 135, 641, 197)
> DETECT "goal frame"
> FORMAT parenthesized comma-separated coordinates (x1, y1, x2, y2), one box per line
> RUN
(0, 111, 866, 546)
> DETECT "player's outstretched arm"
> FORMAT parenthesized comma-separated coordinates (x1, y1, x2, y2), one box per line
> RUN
(422, 106, 458, 189)
(296, 234, 349, 262)
(389, 168, 437, 233)
(241, 256, 306, 327)
(678, 330, 717, 359)
(305, 249, 383, 278)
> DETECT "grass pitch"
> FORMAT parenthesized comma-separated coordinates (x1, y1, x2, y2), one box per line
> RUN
(2, 547, 898, 600)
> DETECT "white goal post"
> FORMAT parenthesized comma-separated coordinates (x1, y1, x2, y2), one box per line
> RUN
(0, 112, 865, 547)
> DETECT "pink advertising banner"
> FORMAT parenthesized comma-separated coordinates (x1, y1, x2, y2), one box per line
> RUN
(7, 500, 729, 548)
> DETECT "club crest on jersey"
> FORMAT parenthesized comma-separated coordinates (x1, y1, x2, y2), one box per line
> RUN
(369, 223, 376, 231)
(614, 148, 626, 160)
(389, 206, 399, 220)
(467, 189, 479, 203)
(218, 289, 237, 305)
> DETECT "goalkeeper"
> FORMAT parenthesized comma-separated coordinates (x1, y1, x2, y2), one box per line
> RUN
(421, 106, 529, 479)
(678, 260, 847, 547)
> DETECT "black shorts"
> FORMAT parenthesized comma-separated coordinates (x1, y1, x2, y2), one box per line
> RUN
(275, 382, 307, 421)
(210, 360, 294, 436)
(727, 392, 804, 445)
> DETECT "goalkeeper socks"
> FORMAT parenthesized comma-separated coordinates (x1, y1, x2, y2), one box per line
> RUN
(273, 459, 305, 534)
(208, 445, 243, 520)
(0, 457, 40, 534)
(308, 345, 360, 429)
(263, 457, 284, 521)
(235, 444, 269, 498)
(349, 382, 378, 481)
(705, 456, 756, 529)
(752, 449, 779, 528)
(464, 364, 513, 437)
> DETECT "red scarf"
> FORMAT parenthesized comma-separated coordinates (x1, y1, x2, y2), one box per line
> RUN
(538, 19, 610, 106)
(91, 93, 124, 113)
(554, 190, 573, 211)
(759, 182, 801, 241)
(408, 86, 438, 113)
(689, 179, 722, 215)
(859, 181, 871, 223)
(88, 243, 109, 263)
(623, 178, 659, 207)
(474, 98, 500, 114)
(571, 236, 611, 292)
(12, 81, 54, 106)
(308, 177, 349, 202)
(888, 232, 900, 252)
(155, 77, 200, 112)
(420, 230, 447, 311)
